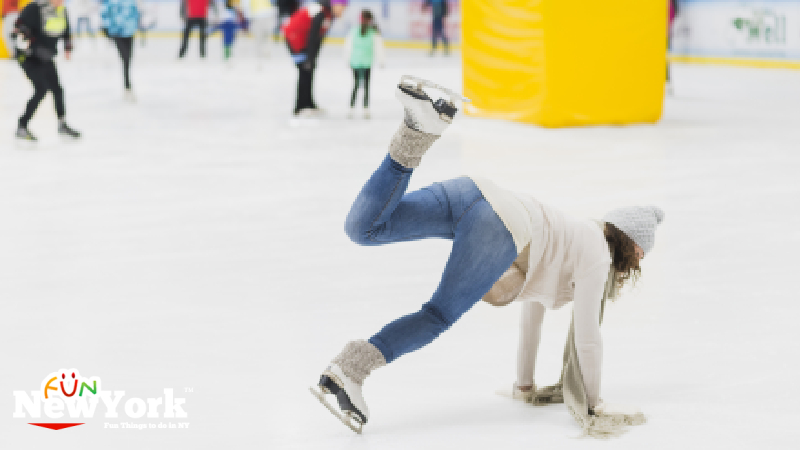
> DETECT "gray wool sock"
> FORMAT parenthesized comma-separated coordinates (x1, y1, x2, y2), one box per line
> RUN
(388, 123, 440, 169)
(331, 340, 386, 385)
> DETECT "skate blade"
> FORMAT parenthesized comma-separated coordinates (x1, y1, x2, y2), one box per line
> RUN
(399, 74, 470, 104)
(309, 386, 363, 434)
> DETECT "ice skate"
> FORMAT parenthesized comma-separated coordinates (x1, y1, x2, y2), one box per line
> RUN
(388, 75, 469, 168)
(309, 364, 369, 434)
(15, 125, 37, 142)
(58, 121, 81, 139)
(395, 74, 469, 135)
(124, 88, 137, 103)
(310, 340, 385, 434)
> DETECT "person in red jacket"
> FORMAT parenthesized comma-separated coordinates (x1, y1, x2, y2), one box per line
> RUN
(178, 0, 216, 58)
(282, 0, 347, 116)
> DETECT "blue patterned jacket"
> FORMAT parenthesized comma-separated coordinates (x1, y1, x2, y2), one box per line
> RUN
(101, 0, 140, 37)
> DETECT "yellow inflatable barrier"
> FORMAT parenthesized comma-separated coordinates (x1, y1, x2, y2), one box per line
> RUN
(2, 0, 33, 58)
(462, 0, 667, 128)
(0, 36, 8, 59)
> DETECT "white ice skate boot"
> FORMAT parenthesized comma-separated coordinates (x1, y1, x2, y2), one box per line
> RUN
(394, 74, 469, 135)
(311, 364, 370, 433)
(310, 340, 385, 434)
(389, 75, 469, 169)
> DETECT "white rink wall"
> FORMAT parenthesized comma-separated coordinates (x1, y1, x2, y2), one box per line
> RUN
(56, 0, 800, 63)
(672, 0, 800, 62)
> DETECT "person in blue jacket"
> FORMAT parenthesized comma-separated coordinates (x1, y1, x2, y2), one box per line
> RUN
(207, 0, 249, 60)
(101, 0, 139, 101)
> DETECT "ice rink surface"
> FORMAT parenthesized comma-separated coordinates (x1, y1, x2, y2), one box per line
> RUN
(1, 37, 799, 449)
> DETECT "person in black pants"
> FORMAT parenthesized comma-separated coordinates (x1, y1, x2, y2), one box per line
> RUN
(282, 0, 347, 116)
(178, 18, 207, 58)
(100, 0, 140, 102)
(178, 0, 215, 58)
(424, 0, 449, 56)
(112, 36, 134, 98)
(12, 0, 80, 141)
(101, 0, 139, 101)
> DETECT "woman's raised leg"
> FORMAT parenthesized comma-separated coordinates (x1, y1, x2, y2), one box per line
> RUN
(344, 154, 455, 246)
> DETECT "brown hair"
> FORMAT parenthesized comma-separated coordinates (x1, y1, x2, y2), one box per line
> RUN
(604, 223, 641, 289)
(360, 9, 379, 36)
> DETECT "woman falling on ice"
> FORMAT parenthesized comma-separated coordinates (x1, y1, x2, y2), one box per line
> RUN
(311, 76, 664, 435)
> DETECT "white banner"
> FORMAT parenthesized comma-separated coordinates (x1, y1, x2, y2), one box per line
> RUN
(672, 0, 800, 60)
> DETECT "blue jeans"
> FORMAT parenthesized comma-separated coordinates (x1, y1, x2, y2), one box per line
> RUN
(345, 155, 518, 364)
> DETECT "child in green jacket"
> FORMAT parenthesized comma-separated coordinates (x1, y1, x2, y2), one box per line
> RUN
(343, 9, 384, 119)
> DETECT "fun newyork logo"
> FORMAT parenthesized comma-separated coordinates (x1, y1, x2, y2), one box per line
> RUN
(13, 368, 187, 431)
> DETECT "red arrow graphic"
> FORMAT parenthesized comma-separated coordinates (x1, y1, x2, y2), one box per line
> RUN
(29, 423, 84, 430)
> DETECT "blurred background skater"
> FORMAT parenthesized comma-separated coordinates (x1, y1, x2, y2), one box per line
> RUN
(344, 8, 384, 119)
(137, 0, 158, 47)
(424, 0, 448, 56)
(275, 0, 297, 39)
(207, 0, 248, 61)
(242, 0, 276, 61)
(12, 0, 81, 141)
(101, 0, 139, 102)
(282, 0, 347, 117)
(72, 0, 97, 42)
(666, 0, 679, 93)
(178, 0, 216, 58)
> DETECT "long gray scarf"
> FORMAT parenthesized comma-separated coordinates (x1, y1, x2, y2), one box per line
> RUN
(530, 267, 646, 438)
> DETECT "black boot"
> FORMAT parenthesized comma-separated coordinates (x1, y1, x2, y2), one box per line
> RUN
(58, 120, 81, 139)
(16, 125, 37, 141)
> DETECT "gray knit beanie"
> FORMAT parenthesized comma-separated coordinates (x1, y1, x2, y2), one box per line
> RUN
(603, 206, 665, 256)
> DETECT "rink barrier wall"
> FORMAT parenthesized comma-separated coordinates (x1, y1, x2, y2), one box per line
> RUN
(669, 54, 800, 70)
(671, 0, 800, 65)
(4, 35, 798, 71)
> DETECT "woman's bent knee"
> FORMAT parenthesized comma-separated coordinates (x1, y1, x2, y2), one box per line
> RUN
(344, 211, 375, 246)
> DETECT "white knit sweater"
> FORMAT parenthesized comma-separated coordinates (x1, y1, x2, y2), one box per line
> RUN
(470, 176, 611, 408)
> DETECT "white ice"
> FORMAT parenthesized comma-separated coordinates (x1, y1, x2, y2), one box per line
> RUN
(1, 37, 799, 449)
